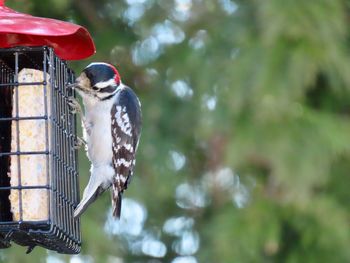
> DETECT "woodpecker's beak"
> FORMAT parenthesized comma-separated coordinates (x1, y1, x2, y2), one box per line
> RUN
(67, 82, 85, 92)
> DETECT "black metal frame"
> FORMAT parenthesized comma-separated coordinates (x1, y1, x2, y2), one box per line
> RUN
(0, 46, 81, 254)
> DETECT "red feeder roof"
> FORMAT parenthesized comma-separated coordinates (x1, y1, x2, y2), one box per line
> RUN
(0, 0, 95, 60)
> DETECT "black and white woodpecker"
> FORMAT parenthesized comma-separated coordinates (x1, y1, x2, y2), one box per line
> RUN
(68, 62, 142, 219)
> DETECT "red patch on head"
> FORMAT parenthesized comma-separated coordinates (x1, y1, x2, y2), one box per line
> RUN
(108, 63, 121, 85)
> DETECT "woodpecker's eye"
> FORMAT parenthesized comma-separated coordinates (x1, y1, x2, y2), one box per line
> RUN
(92, 86, 101, 91)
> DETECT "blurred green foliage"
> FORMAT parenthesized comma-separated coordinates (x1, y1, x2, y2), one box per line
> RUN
(3, 0, 350, 262)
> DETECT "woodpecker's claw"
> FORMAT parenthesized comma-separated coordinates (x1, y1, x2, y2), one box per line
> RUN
(66, 83, 76, 89)
(68, 97, 87, 149)
(74, 137, 87, 149)
(68, 97, 82, 114)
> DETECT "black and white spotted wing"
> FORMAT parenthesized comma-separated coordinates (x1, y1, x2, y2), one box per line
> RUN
(111, 86, 141, 218)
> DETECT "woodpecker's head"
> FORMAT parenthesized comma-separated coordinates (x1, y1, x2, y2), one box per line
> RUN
(72, 62, 121, 100)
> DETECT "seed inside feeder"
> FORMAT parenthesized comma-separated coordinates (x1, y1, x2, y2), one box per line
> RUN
(8, 68, 50, 221)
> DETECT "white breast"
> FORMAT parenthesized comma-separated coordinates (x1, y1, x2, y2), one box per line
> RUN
(83, 96, 115, 166)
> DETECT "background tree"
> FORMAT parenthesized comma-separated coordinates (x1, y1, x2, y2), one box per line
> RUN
(2, 0, 350, 262)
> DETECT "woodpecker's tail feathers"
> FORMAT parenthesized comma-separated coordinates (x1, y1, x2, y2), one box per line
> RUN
(111, 190, 123, 219)
(74, 176, 105, 218)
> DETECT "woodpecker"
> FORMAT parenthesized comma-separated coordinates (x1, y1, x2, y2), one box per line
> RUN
(69, 62, 142, 219)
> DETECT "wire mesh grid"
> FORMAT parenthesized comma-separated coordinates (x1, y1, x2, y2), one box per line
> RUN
(0, 46, 81, 254)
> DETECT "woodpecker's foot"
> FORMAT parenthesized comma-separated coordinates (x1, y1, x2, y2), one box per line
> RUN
(68, 97, 82, 115)
(74, 136, 87, 149)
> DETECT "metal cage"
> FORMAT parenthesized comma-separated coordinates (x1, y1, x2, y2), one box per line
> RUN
(0, 46, 81, 254)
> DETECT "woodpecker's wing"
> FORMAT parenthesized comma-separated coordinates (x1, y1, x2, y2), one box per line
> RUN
(111, 85, 141, 218)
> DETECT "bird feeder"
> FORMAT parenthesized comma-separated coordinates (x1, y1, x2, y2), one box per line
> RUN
(0, 0, 95, 254)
